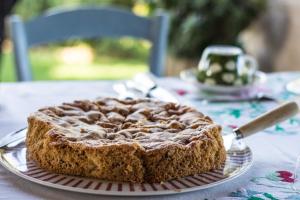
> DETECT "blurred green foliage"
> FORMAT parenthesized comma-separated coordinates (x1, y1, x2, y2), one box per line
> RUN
(14, 0, 113, 20)
(1, 49, 147, 81)
(149, 0, 267, 59)
(13, 0, 266, 60)
(4, 0, 265, 82)
(13, 0, 149, 61)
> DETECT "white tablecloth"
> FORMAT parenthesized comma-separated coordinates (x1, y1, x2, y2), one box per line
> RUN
(1, 73, 300, 199)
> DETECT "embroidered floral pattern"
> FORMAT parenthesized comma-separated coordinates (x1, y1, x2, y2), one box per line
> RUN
(229, 170, 300, 199)
(230, 188, 279, 200)
(272, 171, 295, 183)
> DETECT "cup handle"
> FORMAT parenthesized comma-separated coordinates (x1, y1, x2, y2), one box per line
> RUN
(238, 55, 258, 76)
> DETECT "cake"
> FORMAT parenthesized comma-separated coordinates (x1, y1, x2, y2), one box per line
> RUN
(26, 98, 226, 183)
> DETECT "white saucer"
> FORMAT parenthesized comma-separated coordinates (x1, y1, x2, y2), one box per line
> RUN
(286, 78, 300, 94)
(180, 69, 267, 94)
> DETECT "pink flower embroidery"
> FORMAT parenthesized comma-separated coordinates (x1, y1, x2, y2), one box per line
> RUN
(276, 171, 295, 183)
(265, 170, 295, 183)
(228, 124, 238, 129)
(175, 89, 187, 96)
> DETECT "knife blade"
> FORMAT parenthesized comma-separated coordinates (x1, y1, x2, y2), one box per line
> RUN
(113, 82, 144, 99)
(131, 73, 179, 103)
(0, 128, 27, 148)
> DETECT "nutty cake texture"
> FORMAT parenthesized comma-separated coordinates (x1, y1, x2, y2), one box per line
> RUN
(26, 98, 226, 183)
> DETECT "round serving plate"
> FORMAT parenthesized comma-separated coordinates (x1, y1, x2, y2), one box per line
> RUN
(286, 78, 300, 95)
(0, 129, 253, 196)
(180, 68, 267, 94)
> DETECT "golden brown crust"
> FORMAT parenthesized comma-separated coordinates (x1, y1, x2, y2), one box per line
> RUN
(26, 98, 226, 183)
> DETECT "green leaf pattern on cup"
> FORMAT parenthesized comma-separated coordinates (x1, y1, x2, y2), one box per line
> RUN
(197, 52, 252, 86)
(197, 47, 253, 86)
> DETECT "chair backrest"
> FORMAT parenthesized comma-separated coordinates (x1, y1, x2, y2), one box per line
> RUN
(9, 6, 169, 81)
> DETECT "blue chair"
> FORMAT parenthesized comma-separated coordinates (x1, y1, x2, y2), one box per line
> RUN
(8, 6, 169, 81)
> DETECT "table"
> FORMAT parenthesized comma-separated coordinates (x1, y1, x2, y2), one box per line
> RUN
(0, 72, 300, 199)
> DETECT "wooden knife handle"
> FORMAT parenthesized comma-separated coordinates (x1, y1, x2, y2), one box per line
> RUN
(234, 101, 299, 139)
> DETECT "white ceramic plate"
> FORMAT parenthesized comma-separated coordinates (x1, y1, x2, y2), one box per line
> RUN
(0, 129, 253, 196)
(180, 68, 267, 94)
(286, 78, 300, 95)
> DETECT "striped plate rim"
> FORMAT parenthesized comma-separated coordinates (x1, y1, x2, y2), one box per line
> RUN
(0, 139, 253, 196)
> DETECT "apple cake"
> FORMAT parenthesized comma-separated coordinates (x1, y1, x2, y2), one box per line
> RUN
(26, 98, 226, 183)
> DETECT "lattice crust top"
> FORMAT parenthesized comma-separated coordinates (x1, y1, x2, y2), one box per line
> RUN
(34, 98, 218, 150)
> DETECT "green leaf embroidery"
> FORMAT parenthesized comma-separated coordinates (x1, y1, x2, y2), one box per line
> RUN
(230, 109, 241, 118)
(249, 197, 264, 200)
(289, 118, 300, 125)
(265, 173, 281, 182)
(275, 125, 284, 132)
(263, 192, 279, 200)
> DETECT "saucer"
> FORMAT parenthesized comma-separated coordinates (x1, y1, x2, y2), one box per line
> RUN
(180, 69, 267, 94)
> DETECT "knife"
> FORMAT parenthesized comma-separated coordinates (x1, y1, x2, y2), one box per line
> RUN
(0, 127, 27, 148)
(130, 73, 179, 103)
(223, 101, 299, 150)
(113, 82, 144, 99)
